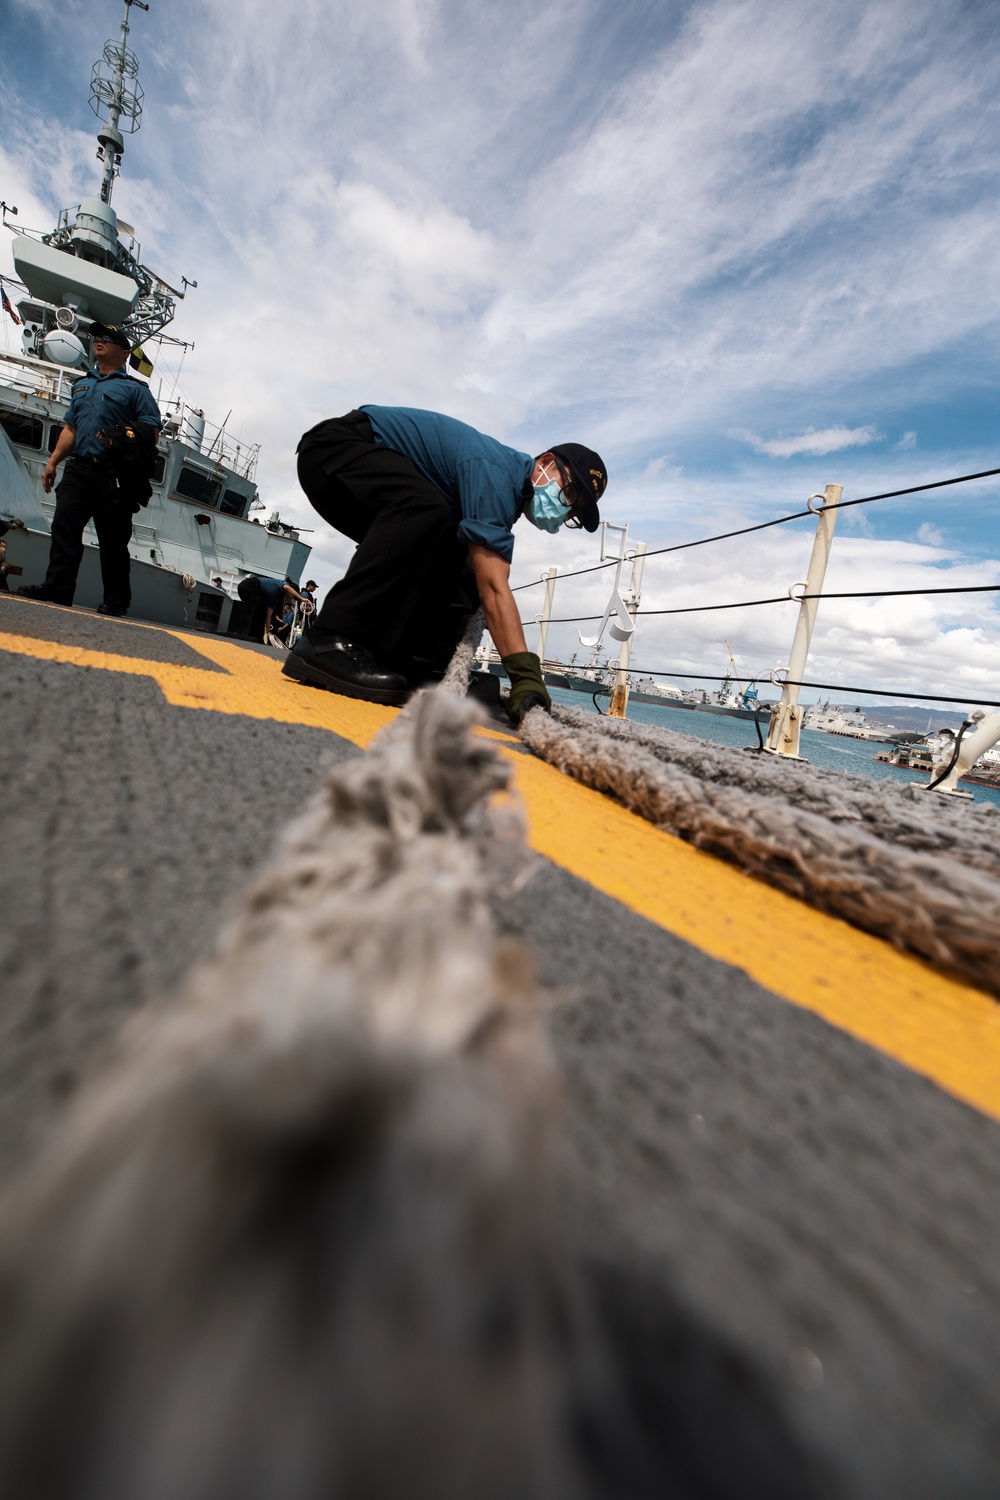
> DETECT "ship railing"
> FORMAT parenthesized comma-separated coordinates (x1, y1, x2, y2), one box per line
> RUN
(508, 462, 1000, 785)
(202, 425, 259, 482)
(161, 402, 260, 481)
(0, 352, 79, 407)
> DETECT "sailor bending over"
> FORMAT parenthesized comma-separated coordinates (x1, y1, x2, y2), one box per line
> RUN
(288, 406, 608, 724)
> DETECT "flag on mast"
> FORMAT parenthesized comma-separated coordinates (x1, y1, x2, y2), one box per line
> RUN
(129, 345, 154, 377)
(1, 284, 21, 326)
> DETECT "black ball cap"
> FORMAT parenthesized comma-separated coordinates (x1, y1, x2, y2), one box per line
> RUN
(89, 322, 131, 350)
(550, 442, 607, 532)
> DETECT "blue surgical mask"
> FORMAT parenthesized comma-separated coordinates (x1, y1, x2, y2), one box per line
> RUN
(526, 480, 569, 533)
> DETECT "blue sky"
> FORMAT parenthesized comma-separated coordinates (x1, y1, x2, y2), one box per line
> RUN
(2, 0, 999, 705)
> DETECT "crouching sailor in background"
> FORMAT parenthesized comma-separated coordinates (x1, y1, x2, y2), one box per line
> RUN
(236, 574, 313, 645)
(19, 324, 161, 619)
(289, 406, 608, 723)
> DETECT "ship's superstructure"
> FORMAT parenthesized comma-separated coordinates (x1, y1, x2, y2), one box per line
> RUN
(0, 0, 309, 633)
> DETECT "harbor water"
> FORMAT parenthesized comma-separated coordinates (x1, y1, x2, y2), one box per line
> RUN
(547, 688, 1000, 809)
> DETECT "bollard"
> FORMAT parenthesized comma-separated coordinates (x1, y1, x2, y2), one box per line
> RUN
(764, 483, 842, 760)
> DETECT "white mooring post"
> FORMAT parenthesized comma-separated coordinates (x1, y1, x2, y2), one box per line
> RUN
(764, 483, 842, 760)
(535, 566, 558, 664)
(608, 542, 647, 718)
(927, 709, 1000, 799)
(579, 522, 643, 717)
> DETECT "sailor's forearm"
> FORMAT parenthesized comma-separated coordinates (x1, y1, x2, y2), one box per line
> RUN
(49, 426, 76, 466)
(480, 586, 527, 658)
(468, 543, 527, 658)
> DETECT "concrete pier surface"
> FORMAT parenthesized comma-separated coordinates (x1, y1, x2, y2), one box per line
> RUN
(2, 590, 999, 1498)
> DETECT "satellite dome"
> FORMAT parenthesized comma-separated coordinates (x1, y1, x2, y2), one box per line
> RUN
(42, 330, 87, 367)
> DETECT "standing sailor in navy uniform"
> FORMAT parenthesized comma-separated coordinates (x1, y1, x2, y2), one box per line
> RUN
(290, 407, 608, 723)
(20, 323, 161, 618)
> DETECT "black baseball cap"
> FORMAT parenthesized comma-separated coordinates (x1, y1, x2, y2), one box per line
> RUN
(89, 322, 131, 350)
(549, 443, 607, 532)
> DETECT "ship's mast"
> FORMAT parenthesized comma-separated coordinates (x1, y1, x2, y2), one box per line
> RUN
(90, 0, 149, 205)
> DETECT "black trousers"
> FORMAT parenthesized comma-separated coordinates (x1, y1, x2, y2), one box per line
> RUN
(42, 458, 134, 610)
(296, 411, 475, 663)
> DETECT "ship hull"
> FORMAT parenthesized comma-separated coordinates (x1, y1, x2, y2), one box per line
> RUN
(3, 524, 237, 633)
(1, 365, 311, 637)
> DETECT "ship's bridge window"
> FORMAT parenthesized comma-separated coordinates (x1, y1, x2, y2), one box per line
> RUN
(47, 422, 65, 453)
(219, 489, 248, 518)
(176, 465, 222, 506)
(152, 451, 166, 484)
(1, 411, 44, 450)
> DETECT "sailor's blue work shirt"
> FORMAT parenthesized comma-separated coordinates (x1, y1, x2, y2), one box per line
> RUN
(259, 576, 289, 613)
(65, 367, 162, 459)
(361, 405, 533, 564)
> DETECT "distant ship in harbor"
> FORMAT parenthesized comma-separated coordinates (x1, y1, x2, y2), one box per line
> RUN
(875, 730, 1000, 789)
(536, 662, 776, 719)
(802, 700, 894, 742)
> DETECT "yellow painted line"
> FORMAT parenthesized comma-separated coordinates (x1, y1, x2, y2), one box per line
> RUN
(0, 628, 398, 744)
(512, 753, 1000, 1122)
(3, 624, 1000, 1122)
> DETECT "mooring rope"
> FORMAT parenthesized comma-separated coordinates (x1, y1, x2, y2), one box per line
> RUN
(0, 673, 595, 1497)
(517, 700, 1000, 995)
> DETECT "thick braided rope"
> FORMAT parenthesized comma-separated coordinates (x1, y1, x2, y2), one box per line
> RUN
(0, 686, 578, 1499)
(519, 705, 1000, 994)
(549, 703, 1000, 878)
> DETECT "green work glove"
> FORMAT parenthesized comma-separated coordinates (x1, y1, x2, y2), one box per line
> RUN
(502, 651, 552, 725)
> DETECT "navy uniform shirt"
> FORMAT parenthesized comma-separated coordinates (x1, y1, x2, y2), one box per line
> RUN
(65, 367, 162, 459)
(361, 405, 533, 564)
(259, 577, 289, 613)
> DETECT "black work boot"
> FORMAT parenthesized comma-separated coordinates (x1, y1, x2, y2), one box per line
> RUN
(97, 602, 127, 617)
(283, 629, 409, 705)
(18, 583, 72, 604)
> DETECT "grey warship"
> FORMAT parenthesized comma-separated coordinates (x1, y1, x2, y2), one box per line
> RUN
(0, 0, 309, 634)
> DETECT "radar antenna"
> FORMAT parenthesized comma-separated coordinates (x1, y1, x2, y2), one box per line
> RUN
(89, 0, 150, 204)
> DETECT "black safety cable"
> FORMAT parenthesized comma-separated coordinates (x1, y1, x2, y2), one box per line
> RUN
(925, 720, 974, 790)
(744, 704, 768, 754)
(823, 466, 1000, 512)
(509, 464, 1000, 593)
(520, 580, 1000, 626)
(547, 662, 1000, 709)
(635, 579, 1000, 616)
(509, 506, 814, 591)
(510, 507, 816, 591)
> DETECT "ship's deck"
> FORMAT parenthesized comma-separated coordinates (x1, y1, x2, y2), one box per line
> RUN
(3, 590, 1000, 1496)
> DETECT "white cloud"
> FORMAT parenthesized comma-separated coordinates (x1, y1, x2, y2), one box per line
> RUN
(917, 521, 944, 546)
(731, 425, 883, 458)
(3, 0, 1000, 700)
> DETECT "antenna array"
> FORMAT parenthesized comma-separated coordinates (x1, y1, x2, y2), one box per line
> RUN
(89, 0, 149, 203)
